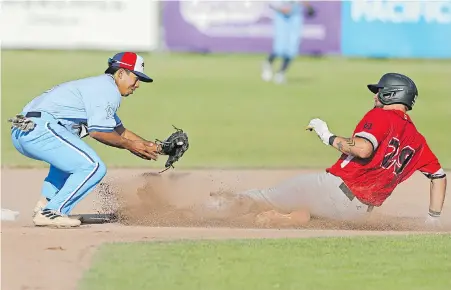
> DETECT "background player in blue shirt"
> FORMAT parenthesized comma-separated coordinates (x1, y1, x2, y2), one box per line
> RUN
(261, 1, 315, 84)
(9, 52, 160, 227)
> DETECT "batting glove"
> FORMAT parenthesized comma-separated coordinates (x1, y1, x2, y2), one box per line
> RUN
(306, 118, 334, 146)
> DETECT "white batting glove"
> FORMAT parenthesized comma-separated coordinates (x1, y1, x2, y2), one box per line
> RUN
(306, 118, 334, 145)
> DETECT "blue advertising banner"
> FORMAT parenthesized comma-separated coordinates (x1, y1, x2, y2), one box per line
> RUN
(341, 0, 451, 58)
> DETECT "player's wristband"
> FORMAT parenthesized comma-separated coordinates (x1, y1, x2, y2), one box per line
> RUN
(328, 135, 337, 146)
(428, 209, 441, 218)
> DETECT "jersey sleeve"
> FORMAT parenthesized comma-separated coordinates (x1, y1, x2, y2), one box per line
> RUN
(85, 96, 120, 133)
(114, 113, 123, 128)
(353, 109, 390, 151)
(417, 143, 447, 179)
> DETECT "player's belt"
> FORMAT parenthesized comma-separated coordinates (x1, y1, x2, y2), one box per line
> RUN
(25, 111, 42, 118)
(338, 182, 374, 212)
(25, 111, 65, 127)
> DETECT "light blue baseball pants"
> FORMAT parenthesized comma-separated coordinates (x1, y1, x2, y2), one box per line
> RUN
(272, 14, 302, 59)
(10, 111, 107, 215)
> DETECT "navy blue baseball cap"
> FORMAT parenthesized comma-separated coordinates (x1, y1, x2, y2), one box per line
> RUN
(107, 52, 153, 83)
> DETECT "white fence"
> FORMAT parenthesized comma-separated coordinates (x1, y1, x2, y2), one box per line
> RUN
(0, 0, 160, 51)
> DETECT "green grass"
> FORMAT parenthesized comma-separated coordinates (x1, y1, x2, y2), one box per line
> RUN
(2, 50, 450, 168)
(78, 234, 451, 290)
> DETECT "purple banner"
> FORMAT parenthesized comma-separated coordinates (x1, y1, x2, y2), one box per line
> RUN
(162, 1, 341, 55)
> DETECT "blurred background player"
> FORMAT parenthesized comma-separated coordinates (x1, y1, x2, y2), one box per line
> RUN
(261, 1, 315, 84)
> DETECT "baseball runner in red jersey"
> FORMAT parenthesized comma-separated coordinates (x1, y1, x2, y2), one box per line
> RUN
(232, 73, 447, 227)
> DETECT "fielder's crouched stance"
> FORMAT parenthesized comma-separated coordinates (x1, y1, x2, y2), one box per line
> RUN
(9, 52, 189, 228)
(237, 73, 447, 228)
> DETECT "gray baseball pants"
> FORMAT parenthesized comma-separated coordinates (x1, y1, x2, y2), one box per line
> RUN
(237, 172, 375, 221)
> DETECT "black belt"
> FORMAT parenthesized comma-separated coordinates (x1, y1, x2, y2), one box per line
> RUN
(25, 111, 41, 118)
(25, 111, 64, 127)
(339, 182, 374, 212)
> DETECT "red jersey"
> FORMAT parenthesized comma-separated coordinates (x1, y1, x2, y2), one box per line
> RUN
(326, 108, 445, 206)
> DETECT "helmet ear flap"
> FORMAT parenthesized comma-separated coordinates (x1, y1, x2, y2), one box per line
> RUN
(377, 88, 394, 105)
(378, 87, 415, 111)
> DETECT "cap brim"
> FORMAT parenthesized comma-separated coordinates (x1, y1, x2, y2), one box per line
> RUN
(133, 71, 153, 83)
(367, 84, 382, 94)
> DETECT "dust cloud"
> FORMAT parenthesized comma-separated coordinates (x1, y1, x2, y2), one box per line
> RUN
(92, 170, 447, 232)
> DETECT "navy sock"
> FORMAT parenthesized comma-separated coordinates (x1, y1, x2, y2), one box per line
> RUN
(267, 53, 277, 64)
(280, 56, 292, 72)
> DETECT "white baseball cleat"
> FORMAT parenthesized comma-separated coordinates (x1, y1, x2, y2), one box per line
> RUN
(32, 196, 48, 218)
(33, 209, 81, 228)
(261, 61, 273, 82)
(273, 72, 286, 84)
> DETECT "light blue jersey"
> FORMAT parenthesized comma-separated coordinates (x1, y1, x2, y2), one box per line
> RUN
(10, 73, 127, 216)
(22, 74, 122, 137)
(9, 51, 154, 226)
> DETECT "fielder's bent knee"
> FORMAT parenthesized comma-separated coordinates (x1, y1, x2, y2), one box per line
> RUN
(78, 157, 107, 183)
(97, 160, 107, 181)
(92, 160, 107, 183)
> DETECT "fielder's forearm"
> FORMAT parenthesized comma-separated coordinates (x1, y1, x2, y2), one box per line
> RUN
(122, 129, 148, 142)
(89, 131, 132, 150)
(115, 125, 149, 142)
(330, 136, 373, 159)
(117, 127, 162, 153)
(429, 177, 447, 216)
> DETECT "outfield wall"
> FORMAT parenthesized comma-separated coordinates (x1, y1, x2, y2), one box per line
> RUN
(162, 1, 341, 55)
(340, 1, 451, 59)
(0, 0, 160, 51)
(2, 0, 451, 59)
(162, 0, 451, 59)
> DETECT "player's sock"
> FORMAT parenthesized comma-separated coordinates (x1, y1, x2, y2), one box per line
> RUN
(280, 56, 292, 72)
(41, 182, 60, 201)
(267, 53, 277, 64)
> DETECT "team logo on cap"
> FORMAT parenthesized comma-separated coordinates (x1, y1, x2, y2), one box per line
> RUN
(109, 52, 153, 83)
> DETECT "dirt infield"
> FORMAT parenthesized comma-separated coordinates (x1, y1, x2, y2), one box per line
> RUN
(1, 168, 450, 290)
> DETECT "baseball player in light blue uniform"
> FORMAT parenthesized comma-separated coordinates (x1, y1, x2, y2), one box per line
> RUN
(9, 52, 160, 227)
(261, 1, 315, 84)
